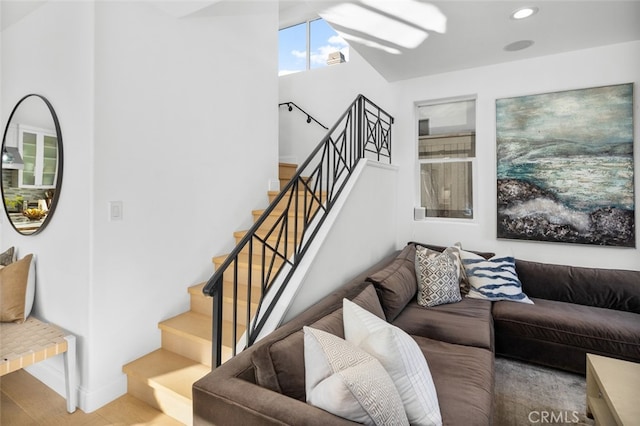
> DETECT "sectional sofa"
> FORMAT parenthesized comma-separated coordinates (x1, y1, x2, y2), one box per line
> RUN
(193, 242, 640, 425)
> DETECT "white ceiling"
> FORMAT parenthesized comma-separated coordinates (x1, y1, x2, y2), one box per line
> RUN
(284, 0, 640, 82)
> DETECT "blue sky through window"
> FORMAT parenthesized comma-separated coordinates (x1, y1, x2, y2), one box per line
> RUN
(279, 19, 348, 76)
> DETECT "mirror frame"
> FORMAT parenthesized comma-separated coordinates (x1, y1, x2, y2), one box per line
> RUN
(1, 94, 64, 236)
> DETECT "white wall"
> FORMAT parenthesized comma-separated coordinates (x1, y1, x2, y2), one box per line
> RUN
(283, 161, 399, 322)
(279, 48, 392, 165)
(0, 0, 95, 404)
(393, 41, 640, 270)
(281, 40, 640, 271)
(1, 0, 279, 411)
(88, 2, 278, 409)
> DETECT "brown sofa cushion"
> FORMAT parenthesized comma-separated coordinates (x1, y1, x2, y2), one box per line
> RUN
(251, 284, 385, 401)
(415, 336, 494, 426)
(393, 297, 494, 350)
(493, 298, 640, 368)
(409, 241, 495, 260)
(515, 259, 640, 314)
(366, 244, 417, 321)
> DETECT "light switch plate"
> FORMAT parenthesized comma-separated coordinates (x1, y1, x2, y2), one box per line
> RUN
(109, 201, 123, 221)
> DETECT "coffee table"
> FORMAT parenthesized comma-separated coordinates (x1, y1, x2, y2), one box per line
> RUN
(586, 354, 640, 425)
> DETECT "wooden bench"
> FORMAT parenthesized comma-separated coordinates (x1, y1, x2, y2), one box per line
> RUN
(0, 316, 77, 412)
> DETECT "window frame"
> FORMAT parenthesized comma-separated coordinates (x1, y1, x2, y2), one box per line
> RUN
(415, 97, 478, 222)
(278, 17, 347, 75)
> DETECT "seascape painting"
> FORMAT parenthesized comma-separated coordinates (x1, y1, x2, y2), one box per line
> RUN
(496, 83, 635, 247)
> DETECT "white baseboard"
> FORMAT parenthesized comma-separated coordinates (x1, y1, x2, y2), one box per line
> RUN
(25, 358, 67, 399)
(25, 358, 127, 413)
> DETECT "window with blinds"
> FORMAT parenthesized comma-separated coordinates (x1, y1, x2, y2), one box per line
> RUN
(417, 99, 476, 219)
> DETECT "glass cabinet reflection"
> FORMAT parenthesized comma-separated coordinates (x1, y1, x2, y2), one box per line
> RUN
(18, 126, 58, 188)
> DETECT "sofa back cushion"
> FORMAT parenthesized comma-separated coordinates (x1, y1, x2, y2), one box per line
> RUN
(366, 244, 417, 321)
(251, 284, 385, 401)
(515, 259, 640, 313)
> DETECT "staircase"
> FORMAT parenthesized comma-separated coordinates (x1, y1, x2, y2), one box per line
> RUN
(122, 163, 300, 425)
(122, 95, 394, 425)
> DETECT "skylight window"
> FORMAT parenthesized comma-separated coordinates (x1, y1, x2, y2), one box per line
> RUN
(316, 0, 446, 54)
(279, 18, 349, 76)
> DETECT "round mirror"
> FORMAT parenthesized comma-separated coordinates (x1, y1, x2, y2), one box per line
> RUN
(1, 94, 63, 235)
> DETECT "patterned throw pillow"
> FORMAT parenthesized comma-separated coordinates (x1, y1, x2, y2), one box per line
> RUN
(304, 326, 409, 426)
(0, 247, 15, 266)
(460, 251, 533, 304)
(411, 242, 471, 295)
(448, 243, 471, 294)
(343, 299, 442, 426)
(415, 246, 462, 307)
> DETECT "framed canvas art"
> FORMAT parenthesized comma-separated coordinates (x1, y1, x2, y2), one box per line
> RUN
(496, 83, 635, 247)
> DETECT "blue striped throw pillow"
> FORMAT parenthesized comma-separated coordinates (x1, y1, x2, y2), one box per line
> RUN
(460, 252, 533, 304)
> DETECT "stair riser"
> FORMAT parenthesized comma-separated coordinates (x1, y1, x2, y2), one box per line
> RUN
(268, 194, 325, 211)
(269, 187, 324, 198)
(223, 278, 262, 299)
(190, 294, 212, 317)
(214, 253, 288, 287)
(161, 331, 211, 368)
(216, 266, 280, 290)
(191, 288, 257, 325)
(252, 214, 320, 235)
(214, 249, 290, 268)
(222, 298, 258, 327)
(278, 163, 297, 181)
(127, 376, 193, 425)
(233, 225, 304, 245)
(237, 246, 294, 266)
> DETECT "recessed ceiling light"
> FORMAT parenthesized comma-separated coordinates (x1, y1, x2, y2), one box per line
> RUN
(504, 40, 535, 51)
(511, 6, 538, 20)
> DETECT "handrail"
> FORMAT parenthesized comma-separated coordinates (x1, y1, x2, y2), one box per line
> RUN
(204, 94, 394, 367)
(279, 101, 329, 130)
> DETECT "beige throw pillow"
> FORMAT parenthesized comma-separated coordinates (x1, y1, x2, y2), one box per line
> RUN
(0, 254, 34, 323)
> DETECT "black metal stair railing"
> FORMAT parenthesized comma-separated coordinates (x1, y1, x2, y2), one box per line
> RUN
(203, 94, 394, 367)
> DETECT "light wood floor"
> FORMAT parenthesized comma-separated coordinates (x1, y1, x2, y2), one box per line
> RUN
(1, 369, 183, 425)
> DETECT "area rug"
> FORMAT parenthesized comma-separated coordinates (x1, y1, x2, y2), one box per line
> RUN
(493, 357, 595, 426)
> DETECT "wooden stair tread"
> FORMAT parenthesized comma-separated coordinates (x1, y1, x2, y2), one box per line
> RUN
(123, 348, 210, 400)
(233, 228, 306, 241)
(159, 312, 212, 344)
(213, 252, 288, 267)
(252, 207, 315, 217)
(188, 282, 207, 296)
(268, 189, 324, 197)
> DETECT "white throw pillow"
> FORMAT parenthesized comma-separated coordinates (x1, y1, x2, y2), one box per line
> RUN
(303, 326, 409, 426)
(343, 299, 443, 426)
